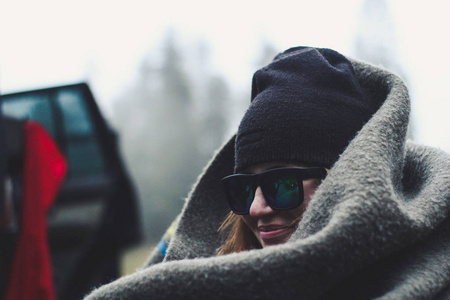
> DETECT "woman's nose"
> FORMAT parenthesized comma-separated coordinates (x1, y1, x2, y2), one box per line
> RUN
(249, 186, 275, 217)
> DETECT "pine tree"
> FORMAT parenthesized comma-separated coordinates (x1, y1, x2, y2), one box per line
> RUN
(111, 31, 232, 242)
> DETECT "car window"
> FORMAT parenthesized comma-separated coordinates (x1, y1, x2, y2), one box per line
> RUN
(2, 92, 56, 136)
(1, 85, 106, 179)
(55, 87, 105, 178)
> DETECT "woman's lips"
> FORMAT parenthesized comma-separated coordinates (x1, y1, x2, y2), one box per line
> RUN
(258, 225, 294, 240)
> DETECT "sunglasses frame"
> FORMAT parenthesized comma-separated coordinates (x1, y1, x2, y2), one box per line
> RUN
(221, 167, 327, 215)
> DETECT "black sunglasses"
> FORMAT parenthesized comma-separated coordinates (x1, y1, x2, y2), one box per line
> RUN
(221, 167, 327, 215)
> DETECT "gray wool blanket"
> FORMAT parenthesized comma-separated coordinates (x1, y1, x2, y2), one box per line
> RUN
(85, 60, 450, 299)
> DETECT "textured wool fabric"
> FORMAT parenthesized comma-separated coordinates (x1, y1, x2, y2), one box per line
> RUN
(84, 57, 450, 299)
(235, 47, 376, 172)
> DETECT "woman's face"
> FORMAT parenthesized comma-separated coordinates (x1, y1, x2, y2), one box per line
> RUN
(241, 162, 321, 248)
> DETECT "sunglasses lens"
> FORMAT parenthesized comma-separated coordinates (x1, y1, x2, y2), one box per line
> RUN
(222, 167, 325, 214)
(262, 172, 302, 210)
(224, 177, 254, 214)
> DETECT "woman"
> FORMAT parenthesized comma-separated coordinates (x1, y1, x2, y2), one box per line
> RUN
(219, 162, 326, 252)
(85, 47, 450, 299)
(143, 162, 326, 259)
(218, 46, 371, 254)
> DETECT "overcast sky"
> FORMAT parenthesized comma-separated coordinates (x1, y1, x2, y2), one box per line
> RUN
(1, 0, 449, 152)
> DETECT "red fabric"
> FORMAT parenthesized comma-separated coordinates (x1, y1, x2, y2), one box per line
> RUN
(5, 121, 67, 300)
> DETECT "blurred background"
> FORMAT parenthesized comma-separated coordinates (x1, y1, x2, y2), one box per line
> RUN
(1, 0, 449, 276)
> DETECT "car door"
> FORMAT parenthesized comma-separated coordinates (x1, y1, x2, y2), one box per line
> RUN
(1, 83, 141, 300)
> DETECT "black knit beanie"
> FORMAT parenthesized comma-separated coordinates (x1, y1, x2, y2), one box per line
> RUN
(235, 46, 375, 172)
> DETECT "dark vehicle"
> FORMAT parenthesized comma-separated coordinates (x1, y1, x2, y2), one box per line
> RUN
(0, 83, 141, 300)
